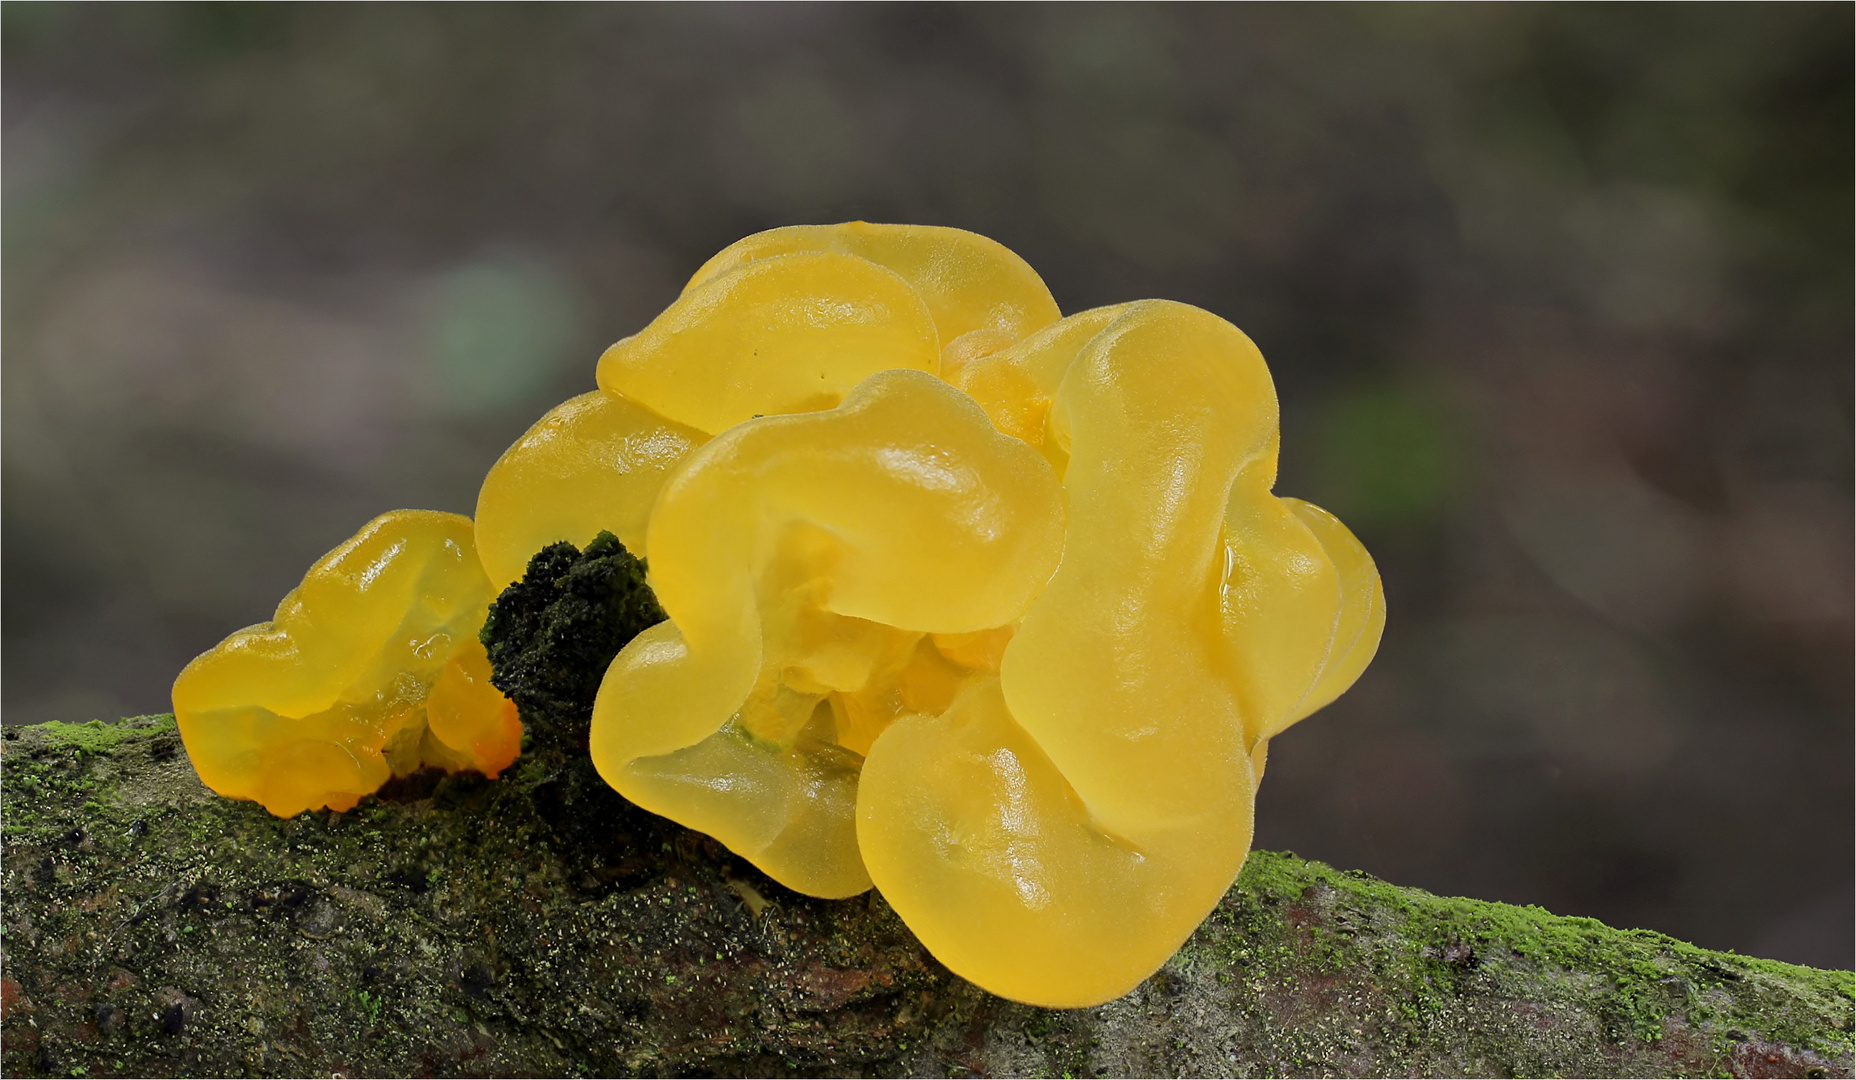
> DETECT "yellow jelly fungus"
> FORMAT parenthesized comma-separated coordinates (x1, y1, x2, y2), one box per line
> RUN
(172, 510, 520, 817)
(475, 389, 708, 589)
(474, 221, 1059, 577)
(680, 221, 1063, 345)
(592, 368, 1065, 899)
(175, 220, 1383, 1009)
(541, 223, 1387, 1008)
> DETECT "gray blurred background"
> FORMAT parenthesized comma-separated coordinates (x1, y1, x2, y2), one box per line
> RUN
(5, 5, 1850, 969)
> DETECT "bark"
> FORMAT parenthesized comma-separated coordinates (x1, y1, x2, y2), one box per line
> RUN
(1, 713, 1849, 1079)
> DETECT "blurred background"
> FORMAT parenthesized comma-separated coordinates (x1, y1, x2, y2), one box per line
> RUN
(5, 5, 1850, 969)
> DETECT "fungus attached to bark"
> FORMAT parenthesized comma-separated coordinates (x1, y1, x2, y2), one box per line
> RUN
(170, 222, 1384, 1010)
(172, 510, 520, 817)
(563, 224, 1386, 1007)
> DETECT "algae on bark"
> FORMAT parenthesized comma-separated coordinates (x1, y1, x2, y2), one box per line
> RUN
(3, 535, 1848, 1077)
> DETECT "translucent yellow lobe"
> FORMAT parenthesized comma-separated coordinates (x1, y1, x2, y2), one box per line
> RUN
(596, 251, 941, 434)
(683, 222, 1063, 345)
(172, 510, 519, 817)
(474, 389, 707, 587)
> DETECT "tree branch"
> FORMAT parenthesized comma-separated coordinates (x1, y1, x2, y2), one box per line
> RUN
(1, 714, 1848, 1078)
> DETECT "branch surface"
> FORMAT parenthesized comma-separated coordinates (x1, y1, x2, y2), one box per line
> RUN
(1, 713, 1849, 1079)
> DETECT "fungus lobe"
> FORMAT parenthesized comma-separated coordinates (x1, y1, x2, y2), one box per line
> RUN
(172, 510, 519, 817)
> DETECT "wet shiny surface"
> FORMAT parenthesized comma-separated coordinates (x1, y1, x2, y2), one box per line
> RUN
(572, 226, 1383, 1005)
(171, 510, 519, 817)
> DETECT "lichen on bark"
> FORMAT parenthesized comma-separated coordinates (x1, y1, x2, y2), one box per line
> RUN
(2, 535, 1848, 1078)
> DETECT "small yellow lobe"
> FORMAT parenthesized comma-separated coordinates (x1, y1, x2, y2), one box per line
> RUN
(172, 510, 520, 817)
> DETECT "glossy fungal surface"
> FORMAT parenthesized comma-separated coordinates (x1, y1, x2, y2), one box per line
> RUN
(569, 223, 1385, 1007)
(172, 510, 519, 817)
(475, 389, 707, 587)
(592, 368, 1065, 899)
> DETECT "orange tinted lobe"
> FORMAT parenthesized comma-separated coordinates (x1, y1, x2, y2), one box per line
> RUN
(172, 510, 521, 816)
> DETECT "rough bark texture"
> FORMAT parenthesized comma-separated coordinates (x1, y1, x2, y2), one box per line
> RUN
(6, 539, 1850, 1078)
(1, 713, 1850, 1079)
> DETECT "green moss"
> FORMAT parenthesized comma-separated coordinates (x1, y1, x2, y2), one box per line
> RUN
(1221, 850, 1854, 1069)
(480, 530, 665, 761)
(32, 713, 175, 755)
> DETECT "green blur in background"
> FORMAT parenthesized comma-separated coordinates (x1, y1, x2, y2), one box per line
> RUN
(4, 4, 1849, 971)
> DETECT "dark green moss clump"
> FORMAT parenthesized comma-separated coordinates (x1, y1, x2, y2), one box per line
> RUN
(477, 532, 678, 894)
(480, 530, 666, 762)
